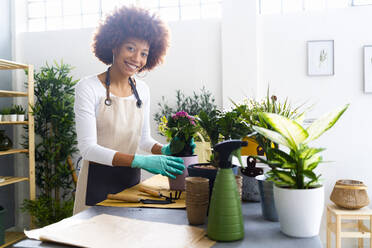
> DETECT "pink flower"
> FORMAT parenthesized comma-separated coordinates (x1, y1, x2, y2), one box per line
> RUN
(176, 111, 188, 118)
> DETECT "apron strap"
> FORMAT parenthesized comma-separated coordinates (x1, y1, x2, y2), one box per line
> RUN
(104, 67, 112, 106)
(129, 77, 142, 108)
(104, 67, 142, 108)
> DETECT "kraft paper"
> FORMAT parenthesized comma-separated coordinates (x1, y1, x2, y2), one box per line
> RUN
(98, 174, 186, 208)
(25, 214, 215, 248)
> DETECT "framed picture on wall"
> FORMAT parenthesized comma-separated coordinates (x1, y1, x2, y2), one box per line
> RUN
(364, 46, 372, 93)
(307, 40, 334, 76)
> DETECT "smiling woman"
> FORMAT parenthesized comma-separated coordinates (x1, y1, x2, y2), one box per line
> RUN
(73, 6, 186, 214)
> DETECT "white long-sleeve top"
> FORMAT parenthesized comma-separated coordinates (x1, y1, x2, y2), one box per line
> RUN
(74, 75, 157, 166)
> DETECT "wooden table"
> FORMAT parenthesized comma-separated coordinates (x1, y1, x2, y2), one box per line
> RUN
(14, 202, 322, 248)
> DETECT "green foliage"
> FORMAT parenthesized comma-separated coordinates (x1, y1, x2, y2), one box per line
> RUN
(233, 87, 307, 160)
(253, 104, 349, 189)
(154, 87, 218, 140)
(1, 107, 12, 115)
(197, 108, 251, 167)
(21, 196, 74, 227)
(13, 104, 26, 114)
(160, 111, 198, 156)
(21, 61, 78, 226)
(218, 108, 252, 141)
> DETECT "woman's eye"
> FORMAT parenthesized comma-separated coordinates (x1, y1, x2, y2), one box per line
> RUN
(127, 46, 135, 52)
(141, 52, 148, 58)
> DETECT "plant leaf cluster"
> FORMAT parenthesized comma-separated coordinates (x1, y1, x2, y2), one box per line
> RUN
(22, 61, 78, 226)
(154, 87, 218, 141)
(161, 112, 198, 156)
(253, 104, 349, 189)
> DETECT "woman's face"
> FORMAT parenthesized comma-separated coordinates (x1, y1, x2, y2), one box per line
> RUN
(113, 38, 149, 77)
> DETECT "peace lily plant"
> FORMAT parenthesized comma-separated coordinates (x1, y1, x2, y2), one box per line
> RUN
(252, 104, 349, 238)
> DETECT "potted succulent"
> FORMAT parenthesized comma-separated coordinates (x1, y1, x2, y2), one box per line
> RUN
(159, 111, 199, 190)
(14, 104, 26, 121)
(1, 107, 12, 122)
(252, 104, 349, 237)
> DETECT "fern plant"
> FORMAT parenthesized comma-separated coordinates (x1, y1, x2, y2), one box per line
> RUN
(21, 61, 78, 227)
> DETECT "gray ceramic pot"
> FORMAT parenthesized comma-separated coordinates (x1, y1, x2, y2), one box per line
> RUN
(256, 175, 278, 222)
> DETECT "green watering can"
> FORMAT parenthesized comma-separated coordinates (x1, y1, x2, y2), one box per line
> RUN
(207, 139, 247, 241)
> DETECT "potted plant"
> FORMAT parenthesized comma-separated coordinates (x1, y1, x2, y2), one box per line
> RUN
(188, 108, 251, 197)
(159, 111, 199, 190)
(21, 61, 78, 227)
(14, 104, 26, 121)
(252, 104, 349, 237)
(234, 89, 307, 218)
(1, 107, 11, 122)
(154, 87, 218, 162)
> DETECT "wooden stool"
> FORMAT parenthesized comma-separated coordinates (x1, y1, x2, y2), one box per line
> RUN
(327, 204, 372, 248)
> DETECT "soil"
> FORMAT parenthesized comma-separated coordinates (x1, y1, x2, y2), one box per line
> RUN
(194, 165, 216, 170)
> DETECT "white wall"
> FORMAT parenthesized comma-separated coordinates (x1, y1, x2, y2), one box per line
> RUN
(261, 7, 372, 247)
(15, 20, 222, 144)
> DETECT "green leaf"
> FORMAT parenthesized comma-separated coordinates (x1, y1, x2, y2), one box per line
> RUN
(303, 170, 317, 180)
(252, 126, 292, 149)
(305, 104, 349, 143)
(303, 154, 322, 170)
(170, 138, 185, 154)
(260, 112, 308, 149)
(275, 171, 296, 185)
(269, 148, 297, 164)
(299, 147, 325, 160)
(231, 148, 243, 167)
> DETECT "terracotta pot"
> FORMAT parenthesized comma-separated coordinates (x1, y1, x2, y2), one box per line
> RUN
(330, 179, 369, 209)
(168, 155, 198, 191)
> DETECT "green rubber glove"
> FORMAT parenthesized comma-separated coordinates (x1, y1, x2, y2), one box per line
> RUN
(131, 155, 185, 179)
(161, 138, 196, 155)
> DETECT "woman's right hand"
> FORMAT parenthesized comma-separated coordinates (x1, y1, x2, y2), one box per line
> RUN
(131, 155, 185, 179)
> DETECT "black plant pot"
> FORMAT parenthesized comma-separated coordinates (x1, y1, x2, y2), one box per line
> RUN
(187, 163, 238, 198)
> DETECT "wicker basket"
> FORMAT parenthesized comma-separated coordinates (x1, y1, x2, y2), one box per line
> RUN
(330, 179, 370, 209)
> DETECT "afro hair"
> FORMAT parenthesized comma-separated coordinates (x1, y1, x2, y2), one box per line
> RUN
(92, 6, 170, 72)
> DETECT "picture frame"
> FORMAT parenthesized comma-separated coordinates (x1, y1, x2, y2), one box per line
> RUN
(307, 40, 334, 76)
(364, 45, 372, 93)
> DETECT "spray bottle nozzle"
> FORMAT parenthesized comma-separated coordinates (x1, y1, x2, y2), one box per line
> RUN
(213, 140, 248, 168)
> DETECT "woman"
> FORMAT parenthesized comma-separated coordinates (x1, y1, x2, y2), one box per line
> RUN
(73, 6, 189, 214)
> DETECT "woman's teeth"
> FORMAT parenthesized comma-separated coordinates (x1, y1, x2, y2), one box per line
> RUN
(126, 62, 138, 70)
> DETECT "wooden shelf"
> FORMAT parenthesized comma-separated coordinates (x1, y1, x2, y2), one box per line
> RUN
(0, 90, 28, 97)
(0, 231, 25, 248)
(0, 149, 28, 156)
(0, 177, 28, 187)
(0, 121, 28, 125)
(0, 59, 28, 70)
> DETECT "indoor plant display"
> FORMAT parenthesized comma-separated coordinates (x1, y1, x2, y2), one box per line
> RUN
(14, 104, 26, 121)
(159, 111, 198, 190)
(188, 108, 251, 197)
(21, 61, 78, 227)
(234, 89, 307, 215)
(154, 87, 218, 162)
(252, 104, 349, 237)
